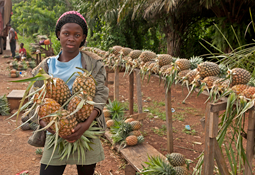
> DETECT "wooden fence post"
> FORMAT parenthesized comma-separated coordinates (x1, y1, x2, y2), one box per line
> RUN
(114, 67, 119, 101)
(135, 69, 143, 114)
(165, 87, 173, 153)
(245, 109, 255, 175)
(129, 71, 134, 115)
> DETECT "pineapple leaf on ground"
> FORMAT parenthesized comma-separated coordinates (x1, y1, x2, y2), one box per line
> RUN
(106, 99, 125, 120)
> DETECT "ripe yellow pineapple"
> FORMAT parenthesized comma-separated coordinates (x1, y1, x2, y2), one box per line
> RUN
(106, 119, 115, 128)
(197, 62, 220, 78)
(174, 58, 191, 71)
(138, 51, 157, 63)
(200, 76, 219, 89)
(125, 118, 135, 123)
(110, 45, 123, 55)
(177, 70, 191, 79)
(231, 84, 250, 95)
(72, 70, 96, 98)
(50, 109, 78, 137)
(44, 77, 71, 105)
(125, 135, 144, 146)
(120, 47, 132, 57)
(38, 98, 61, 123)
(240, 86, 255, 99)
(156, 54, 172, 67)
(130, 50, 142, 59)
(227, 68, 251, 86)
(67, 94, 94, 123)
(182, 69, 198, 84)
(159, 65, 173, 76)
(129, 130, 142, 137)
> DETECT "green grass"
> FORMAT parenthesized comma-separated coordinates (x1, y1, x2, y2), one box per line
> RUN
(182, 129, 197, 135)
(121, 101, 138, 113)
(152, 124, 167, 136)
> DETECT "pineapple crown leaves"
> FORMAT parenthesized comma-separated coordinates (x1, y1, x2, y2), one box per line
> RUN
(138, 155, 176, 175)
(48, 121, 104, 164)
(106, 99, 125, 120)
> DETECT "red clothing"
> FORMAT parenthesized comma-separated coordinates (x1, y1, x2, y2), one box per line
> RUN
(19, 48, 26, 55)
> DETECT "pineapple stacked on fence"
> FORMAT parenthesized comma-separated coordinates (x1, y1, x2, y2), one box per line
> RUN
(7, 67, 104, 165)
(125, 50, 142, 74)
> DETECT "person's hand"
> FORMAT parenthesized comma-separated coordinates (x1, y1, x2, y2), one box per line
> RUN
(39, 120, 55, 134)
(61, 121, 91, 143)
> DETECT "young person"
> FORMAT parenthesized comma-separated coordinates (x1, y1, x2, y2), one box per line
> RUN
(19, 43, 26, 57)
(31, 11, 109, 175)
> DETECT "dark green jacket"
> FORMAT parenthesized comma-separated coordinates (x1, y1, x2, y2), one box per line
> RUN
(30, 51, 109, 130)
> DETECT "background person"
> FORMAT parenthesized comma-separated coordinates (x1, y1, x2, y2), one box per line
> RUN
(8, 25, 16, 58)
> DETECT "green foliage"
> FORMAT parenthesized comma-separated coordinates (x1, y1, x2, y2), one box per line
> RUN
(49, 31, 62, 55)
(0, 95, 10, 116)
(12, 0, 68, 36)
(106, 99, 125, 120)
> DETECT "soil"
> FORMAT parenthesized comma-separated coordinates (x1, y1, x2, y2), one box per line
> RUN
(0, 49, 252, 175)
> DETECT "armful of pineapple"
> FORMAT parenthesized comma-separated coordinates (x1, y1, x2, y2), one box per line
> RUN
(61, 109, 99, 143)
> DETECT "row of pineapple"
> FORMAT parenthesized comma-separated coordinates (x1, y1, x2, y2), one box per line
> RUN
(82, 46, 255, 111)
(8, 68, 103, 165)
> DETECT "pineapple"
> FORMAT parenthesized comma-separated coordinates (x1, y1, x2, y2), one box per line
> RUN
(130, 121, 142, 130)
(174, 58, 191, 71)
(184, 69, 198, 84)
(106, 119, 115, 128)
(166, 153, 186, 167)
(38, 98, 61, 124)
(159, 65, 172, 75)
(67, 93, 94, 123)
(128, 50, 142, 60)
(125, 118, 135, 123)
(197, 62, 220, 78)
(125, 135, 137, 146)
(50, 109, 78, 137)
(240, 86, 255, 99)
(44, 77, 71, 105)
(231, 84, 250, 95)
(72, 70, 96, 98)
(125, 135, 144, 146)
(138, 51, 157, 63)
(200, 76, 219, 89)
(157, 54, 172, 67)
(109, 45, 123, 55)
(129, 130, 142, 136)
(227, 68, 251, 86)
(120, 47, 132, 57)
(173, 166, 189, 175)
(178, 70, 191, 79)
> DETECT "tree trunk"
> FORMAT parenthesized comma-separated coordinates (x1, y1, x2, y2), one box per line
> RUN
(166, 31, 181, 57)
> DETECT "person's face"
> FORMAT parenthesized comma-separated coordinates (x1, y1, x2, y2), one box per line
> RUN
(57, 23, 86, 53)
(20, 44, 23, 48)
